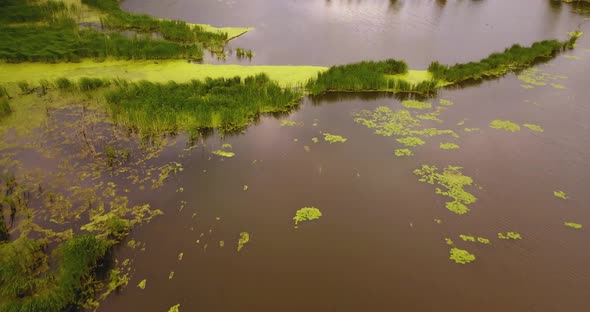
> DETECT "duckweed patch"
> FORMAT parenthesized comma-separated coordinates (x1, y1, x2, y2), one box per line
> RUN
(449, 248, 476, 264)
(490, 120, 521, 132)
(523, 123, 544, 132)
(168, 304, 181, 312)
(323, 133, 348, 143)
(312, 137, 319, 143)
(237, 232, 250, 252)
(564, 222, 582, 229)
(281, 120, 297, 127)
(498, 232, 522, 240)
(396, 137, 426, 147)
(440, 143, 460, 150)
(402, 100, 432, 110)
(394, 148, 413, 157)
(137, 279, 147, 290)
(460, 234, 476, 242)
(517, 68, 567, 89)
(554, 190, 568, 200)
(414, 165, 477, 215)
(293, 207, 322, 225)
(439, 99, 454, 106)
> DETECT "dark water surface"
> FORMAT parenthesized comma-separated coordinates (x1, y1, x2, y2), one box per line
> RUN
(94, 1, 590, 311)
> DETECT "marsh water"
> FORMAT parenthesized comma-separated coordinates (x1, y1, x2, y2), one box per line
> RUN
(34, 0, 590, 311)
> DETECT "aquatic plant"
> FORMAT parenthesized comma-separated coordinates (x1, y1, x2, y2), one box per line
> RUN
(414, 165, 477, 215)
(554, 190, 568, 200)
(306, 59, 408, 94)
(106, 74, 302, 134)
(312, 137, 319, 143)
(237, 232, 250, 252)
(490, 120, 521, 132)
(477, 237, 490, 244)
(523, 123, 544, 132)
(445, 238, 453, 245)
(498, 232, 522, 240)
(440, 143, 459, 150)
(564, 222, 582, 229)
(439, 99, 454, 106)
(428, 39, 570, 83)
(0, 97, 13, 120)
(212, 150, 235, 157)
(137, 279, 147, 290)
(464, 128, 480, 132)
(394, 148, 413, 157)
(323, 133, 348, 143)
(396, 137, 425, 147)
(402, 100, 432, 110)
(449, 247, 476, 264)
(281, 120, 297, 127)
(293, 207, 322, 225)
(168, 304, 181, 312)
(243, 185, 248, 191)
(459, 234, 476, 242)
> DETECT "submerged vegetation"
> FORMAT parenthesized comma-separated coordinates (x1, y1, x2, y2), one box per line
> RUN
(414, 165, 477, 215)
(293, 207, 322, 225)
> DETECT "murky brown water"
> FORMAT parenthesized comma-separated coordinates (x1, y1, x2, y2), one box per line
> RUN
(10, 0, 590, 311)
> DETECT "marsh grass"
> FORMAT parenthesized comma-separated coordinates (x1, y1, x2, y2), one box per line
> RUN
(306, 59, 408, 94)
(0, 97, 13, 120)
(105, 74, 302, 135)
(82, 0, 228, 49)
(428, 39, 572, 83)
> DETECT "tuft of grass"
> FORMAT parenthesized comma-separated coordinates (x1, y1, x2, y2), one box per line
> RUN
(0, 97, 13, 120)
(449, 248, 475, 264)
(293, 207, 322, 225)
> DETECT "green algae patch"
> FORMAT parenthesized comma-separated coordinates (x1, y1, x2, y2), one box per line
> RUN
(396, 137, 425, 147)
(414, 165, 477, 215)
(564, 222, 582, 229)
(464, 128, 480, 132)
(168, 304, 180, 312)
(137, 279, 147, 290)
(498, 232, 522, 240)
(212, 150, 235, 158)
(0, 61, 327, 89)
(445, 238, 454, 245)
(402, 100, 432, 110)
(554, 190, 568, 200)
(394, 148, 413, 157)
(440, 143, 459, 150)
(293, 207, 322, 225)
(523, 124, 544, 132)
(449, 248, 475, 264)
(439, 99, 454, 106)
(477, 237, 491, 244)
(459, 234, 476, 242)
(237, 232, 250, 252)
(517, 68, 567, 90)
(490, 120, 521, 132)
(323, 133, 348, 143)
(312, 137, 319, 143)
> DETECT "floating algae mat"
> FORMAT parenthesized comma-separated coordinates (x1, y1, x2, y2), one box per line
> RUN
(414, 165, 477, 215)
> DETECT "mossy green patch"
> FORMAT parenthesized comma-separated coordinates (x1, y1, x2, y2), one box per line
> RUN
(323, 133, 347, 144)
(402, 100, 432, 110)
(564, 222, 582, 229)
(490, 120, 521, 132)
(523, 123, 544, 132)
(449, 247, 475, 264)
(414, 165, 477, 215)
(554, 190, 568, 200)
(440, 143, 459, 150)
(394, 148, 413, 157)
(293, 207, 322, 225)
(396, 137, 425, 147)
